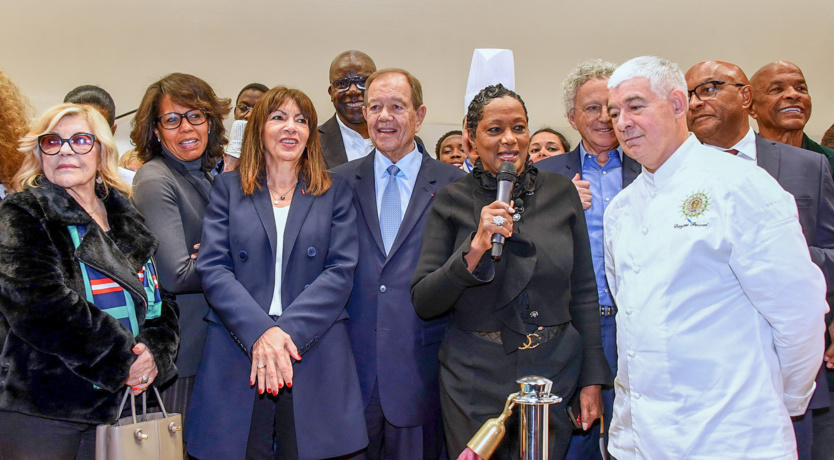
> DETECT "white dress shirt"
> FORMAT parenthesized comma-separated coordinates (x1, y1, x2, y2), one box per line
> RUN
(337, 116, 374, 162)
(704, 126, 758, 162)
(603, 134, 827, 460)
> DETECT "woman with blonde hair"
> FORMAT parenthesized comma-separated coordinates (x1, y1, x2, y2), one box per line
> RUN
(187, 86, 366, 459)
(0, 103, 179, 459)
(0, 70, 31, 199)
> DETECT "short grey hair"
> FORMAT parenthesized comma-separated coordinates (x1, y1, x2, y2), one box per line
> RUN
(608, 56, 686, 99)
(562, 59, 617, 114)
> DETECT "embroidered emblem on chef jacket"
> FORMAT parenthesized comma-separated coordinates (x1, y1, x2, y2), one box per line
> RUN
(681, 191, 710, 223)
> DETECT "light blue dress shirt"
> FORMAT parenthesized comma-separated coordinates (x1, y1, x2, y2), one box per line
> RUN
(580, 142, 623, 307)
(374, 143, 422, 220)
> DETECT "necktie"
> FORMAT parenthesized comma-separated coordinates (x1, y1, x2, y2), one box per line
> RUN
(380, 165, 402, 255)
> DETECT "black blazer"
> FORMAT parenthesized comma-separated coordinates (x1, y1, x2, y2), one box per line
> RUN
(411, 170, 612, 387)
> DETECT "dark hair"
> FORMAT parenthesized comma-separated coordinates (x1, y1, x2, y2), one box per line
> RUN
(64, 85, 116, 128)
(531, 127, 571, 152)
(130, 73, 231, 172)
(238, 86, 330, 196)
(435, 130, 462, 158)
(466, 84, 528, 138)
(236, 83, 269, 102)
(365, 68, 423, 109)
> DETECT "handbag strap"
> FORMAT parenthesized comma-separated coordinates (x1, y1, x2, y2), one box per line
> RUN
(114, 386, 170, 425)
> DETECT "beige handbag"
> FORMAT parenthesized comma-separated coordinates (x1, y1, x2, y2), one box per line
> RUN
(95, 387, 183, 460)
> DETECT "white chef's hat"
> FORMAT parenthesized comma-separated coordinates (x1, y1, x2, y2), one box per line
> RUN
(464, 49, 516, 114)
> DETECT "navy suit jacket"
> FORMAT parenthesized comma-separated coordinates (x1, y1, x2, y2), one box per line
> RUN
(755, 134, 834, 410)
(332, 151, 464, 427)
(186, 172, 367, 459)
(536, 145, 642, 198)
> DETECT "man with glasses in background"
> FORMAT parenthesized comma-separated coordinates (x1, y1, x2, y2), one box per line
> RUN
(320, 51, 424, 169)
(537, 59, 641, 460)
(686, 60, 834, 460)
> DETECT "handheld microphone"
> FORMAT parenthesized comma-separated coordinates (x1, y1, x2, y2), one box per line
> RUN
(491, 162, 517, 261)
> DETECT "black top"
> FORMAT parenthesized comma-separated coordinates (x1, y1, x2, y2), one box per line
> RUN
(410, 166, 611, 387)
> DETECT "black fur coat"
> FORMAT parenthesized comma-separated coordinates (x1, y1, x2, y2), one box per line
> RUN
(0, 179, 179, 424)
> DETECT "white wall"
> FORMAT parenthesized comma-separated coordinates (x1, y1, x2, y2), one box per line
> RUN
(2, 0, 833, 154)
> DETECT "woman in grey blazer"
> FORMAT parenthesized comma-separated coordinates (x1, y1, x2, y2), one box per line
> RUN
(130, 73, 230, 429)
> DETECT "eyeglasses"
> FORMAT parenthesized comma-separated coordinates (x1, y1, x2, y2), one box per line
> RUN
(330, 76, 367, 92)
(576, 104, 606, 118)
(38, 133, 97, 155)
(687, 80, 745, 102)
(157, 108, 208, 130)
(236, 103, 254, 114)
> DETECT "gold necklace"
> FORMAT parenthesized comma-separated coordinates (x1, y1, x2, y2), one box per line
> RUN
(269, 182, 297, 205)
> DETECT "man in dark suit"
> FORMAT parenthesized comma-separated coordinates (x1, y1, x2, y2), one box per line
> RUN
(537, 59, 640, 460)
(750, 61, 834, 177)
(320, 50, 377, 169)
(332, 68, 464, 460)
(686, 60, 834, 460)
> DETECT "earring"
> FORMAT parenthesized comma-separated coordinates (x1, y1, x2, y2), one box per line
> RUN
(95, 174, 103, 184)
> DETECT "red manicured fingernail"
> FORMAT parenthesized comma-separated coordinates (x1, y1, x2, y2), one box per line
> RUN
(132, 387, 139, 391)
(287, 382, 292, 388)
(250, 380, 254, 386)
(267, 387, 272, 393)
(259, 388, 264, 394)
(272, 390, 278, 396)
(278, 383, 283, 389)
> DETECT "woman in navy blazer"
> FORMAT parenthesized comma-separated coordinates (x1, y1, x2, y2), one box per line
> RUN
(187, 87, 367, 459)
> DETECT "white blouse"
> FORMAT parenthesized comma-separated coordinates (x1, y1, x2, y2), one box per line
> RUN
(268, 205, 291, 316)
(603, 135, 827, 459)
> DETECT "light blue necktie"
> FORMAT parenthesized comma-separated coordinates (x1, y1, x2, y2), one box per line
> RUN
(380, 165, 402, 255)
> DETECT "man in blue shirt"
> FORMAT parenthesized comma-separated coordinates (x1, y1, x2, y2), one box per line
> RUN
(537, 59, 641, 460)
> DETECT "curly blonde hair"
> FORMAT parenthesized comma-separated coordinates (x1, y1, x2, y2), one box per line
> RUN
(0, 70, 32, 190)
(13, 103, 131, 197)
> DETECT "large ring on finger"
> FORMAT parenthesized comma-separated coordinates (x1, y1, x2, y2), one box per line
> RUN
(257, 365, 266, 370)
(492, 215, 506, 226)
(141, 375, 149, 384)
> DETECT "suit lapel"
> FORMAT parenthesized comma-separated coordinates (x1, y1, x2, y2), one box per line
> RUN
(622, 154, 641, 186)
(354, 152, 386, 256)
(386, 154, 436, 260)
(320, 116, 349, 167)
(160, 155, 212, 203)
(282, 182, 315, 273)
(566, 149, 581, 175)
(251, 183, 277, 260)
(755, 134, 781, 178)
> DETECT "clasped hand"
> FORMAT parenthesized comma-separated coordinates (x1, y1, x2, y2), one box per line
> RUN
(250, 326, 302, 396)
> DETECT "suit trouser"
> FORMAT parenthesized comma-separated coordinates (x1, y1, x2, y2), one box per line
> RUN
(0, 410, 96, 460)
(355, 379, 445, 460)
(565, 311, 617, 460)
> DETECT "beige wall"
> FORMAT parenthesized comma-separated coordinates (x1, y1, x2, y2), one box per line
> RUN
(2, 0, 833, 154)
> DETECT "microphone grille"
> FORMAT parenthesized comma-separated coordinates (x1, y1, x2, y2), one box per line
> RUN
(225, 120, 248, 158)
(495, 161, 517, 182)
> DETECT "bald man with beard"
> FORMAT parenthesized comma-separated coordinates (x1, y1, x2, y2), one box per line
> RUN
(686, 60, 834, 460)
(750, 61, 834, 178)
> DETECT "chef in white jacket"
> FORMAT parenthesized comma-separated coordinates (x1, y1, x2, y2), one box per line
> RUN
(603, 56, 828, 460)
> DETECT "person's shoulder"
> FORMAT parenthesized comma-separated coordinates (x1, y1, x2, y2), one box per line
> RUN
(330, 154, 365, 179)
(535, 167, 574, 191)
(421, 156, 466, 184)
(318, 114, 339, 133)
(133, 156, 172, 183)
(535, 148, 579, 175)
